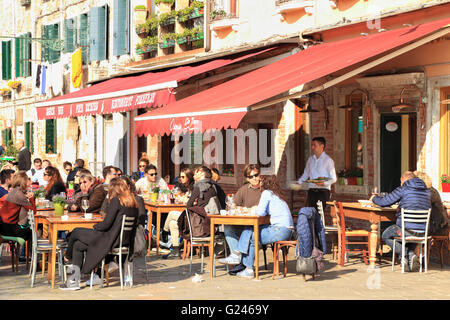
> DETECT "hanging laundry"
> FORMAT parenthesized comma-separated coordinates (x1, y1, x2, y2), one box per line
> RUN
(71, 48, 82, 89)
(49, 62, 63, 96)
(35, 64, 41, 89)
(32, 64, 41, 95)
(45, 63, 52, 96)
(40, 65, 47, 95)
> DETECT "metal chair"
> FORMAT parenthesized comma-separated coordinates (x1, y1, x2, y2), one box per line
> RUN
(392, 208, 431, 273)
(91, 215, 136, 290)
(317, 200, 338, 260)
(185, 209, 228, 275)
(28, 210, 66, 287)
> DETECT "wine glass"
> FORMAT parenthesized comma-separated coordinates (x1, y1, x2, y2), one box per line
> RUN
(82, 199, 89, 216)
(371, 186, 379, 196)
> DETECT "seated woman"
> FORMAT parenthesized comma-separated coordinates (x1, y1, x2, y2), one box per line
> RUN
(219, 175, 294, 279)
(0, 171, 36, 241)
(61, 178, 138, 290)
(162, 168, 195, 259)
(43, 166, 67, 200)
(69, 172, 107, 213)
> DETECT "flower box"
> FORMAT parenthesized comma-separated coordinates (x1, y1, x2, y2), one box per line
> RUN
(346, 177, 357, 185)
(177, 37, 189, 45)
(160, 17, 175, 26)
(136, 47, 143, 54)
(159, 39, 175, 48)
(144, 44, 158, 52)
(442, 183, 450, 193)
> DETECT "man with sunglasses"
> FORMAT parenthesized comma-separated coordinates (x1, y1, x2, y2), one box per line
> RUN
(135, 164, 168, 195)
(219, 164, 262, 275)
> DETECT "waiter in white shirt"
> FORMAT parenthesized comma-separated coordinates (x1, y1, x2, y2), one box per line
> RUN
(298, 137, 337, 211)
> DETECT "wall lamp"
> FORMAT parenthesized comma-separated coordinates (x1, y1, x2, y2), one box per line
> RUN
(391, 84, 425, 130)
(297, 92, 328, 130)
(338, 88, 370, 129)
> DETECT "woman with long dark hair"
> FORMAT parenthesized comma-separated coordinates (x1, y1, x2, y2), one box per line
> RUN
(219, 175, 294, 278)
(43, 166, 66, 200)
(61, 178, 138, 290)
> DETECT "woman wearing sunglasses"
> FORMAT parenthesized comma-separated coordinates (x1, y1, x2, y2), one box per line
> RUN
(43, 166, 67, 200)
(130, 157, 149, 183)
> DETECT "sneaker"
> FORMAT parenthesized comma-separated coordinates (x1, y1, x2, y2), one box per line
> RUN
(218, 253, 241, 265)
(228, 263, 246, 276)
(409, 254, 419, 272)
(236, 268, 254, 279)
(108, 262, 119, 274)
(86, 273, 102, 286)
(59, 280, 80, 291)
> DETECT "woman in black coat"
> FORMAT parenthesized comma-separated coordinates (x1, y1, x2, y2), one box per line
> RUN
(62, 178, 138, 290)
(43, 166, 67, 200)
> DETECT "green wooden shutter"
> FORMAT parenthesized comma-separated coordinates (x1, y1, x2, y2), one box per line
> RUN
(2, 129, 12, 147)
(25, 122, 34, 154)
(64, 18, 77, 53)
(49, 23, 60, 63)
(89, 5, 107, 61)
(41, 25, 49, 62)
(2, 40, 12, 80)
(79, 14, 88, 65)
(45, 119, 57, 154)
(24, 33, 31, 77)
(113, 0, 129, 56)
(15, 36, 22, 77)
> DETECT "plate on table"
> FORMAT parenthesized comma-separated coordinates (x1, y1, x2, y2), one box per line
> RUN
(288, 183, 303, 191)
(358, 200, 373, 207)
(305, 177, 331, 183)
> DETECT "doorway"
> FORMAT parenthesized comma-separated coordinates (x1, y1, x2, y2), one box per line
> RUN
(380, 113, 417, 192)
(161, 134, 175, 184)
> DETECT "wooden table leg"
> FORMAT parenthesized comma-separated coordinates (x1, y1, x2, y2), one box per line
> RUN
(369, 222, 379, 267)
(254, 222, 259, 280)
(50, 226, 58, 288)
(156, 209, 161, 255)
(147, 210, 153, 255)
(210, 219, 215, 277)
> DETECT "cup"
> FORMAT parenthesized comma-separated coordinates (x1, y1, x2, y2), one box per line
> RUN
(84, 213, 93, 219)
(43, 200, 50, 208)
(220, 209, 227, 216)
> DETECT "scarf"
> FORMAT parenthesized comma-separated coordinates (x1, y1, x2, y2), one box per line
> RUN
(195, 178, 213, 200)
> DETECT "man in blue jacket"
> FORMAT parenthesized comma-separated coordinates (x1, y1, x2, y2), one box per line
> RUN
(370, 171, 430, 272)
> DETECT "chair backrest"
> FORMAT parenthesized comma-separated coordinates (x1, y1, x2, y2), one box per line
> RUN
(184, 209, 208, 242)
(317, 200, 325, 227)
(27, 210, 38, 250)
(400, 208, 431, 241)
(335, 201, 346, 231)
(118, 215, 136, 250)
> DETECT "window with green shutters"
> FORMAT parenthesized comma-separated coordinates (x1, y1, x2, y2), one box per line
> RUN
(113, 0, 129, 56)
(42, 23, 61, 63)
(25, 122, 34, 154)
(45, 119, 57, 154)
(79, 14, 89, 65)
(1, 40, 12, 80)
(64, 18, 77, 53)
(1, 129, 12, 147)
(14, 33, 31, 78)
(89, 5, 108, 62)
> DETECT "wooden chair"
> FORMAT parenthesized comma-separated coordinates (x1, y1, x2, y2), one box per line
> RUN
(335, 202, 371, 266)
(272, 239, 296, 279)
(428, 232, 449, 269)
(317, 200, 338, 260)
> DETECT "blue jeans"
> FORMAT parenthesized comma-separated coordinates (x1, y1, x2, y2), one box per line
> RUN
(223, 225, 245, 254)
(237, 225, 293, 269)
(382, 224, 417, 258)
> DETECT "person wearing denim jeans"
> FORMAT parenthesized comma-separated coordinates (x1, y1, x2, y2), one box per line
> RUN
(382, 224, 418, 269)
(219, 175, 294, 278)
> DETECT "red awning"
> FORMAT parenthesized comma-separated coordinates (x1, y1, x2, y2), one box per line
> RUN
(35, 47, 277, 120)
(135, 17, 450, 136)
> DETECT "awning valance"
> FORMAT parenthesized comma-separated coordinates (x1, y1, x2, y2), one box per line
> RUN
(135, 17, 450, 136)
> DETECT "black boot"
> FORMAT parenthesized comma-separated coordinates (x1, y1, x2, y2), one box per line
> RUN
(163, 246, 181, 259)
(161, 231, 169, 244)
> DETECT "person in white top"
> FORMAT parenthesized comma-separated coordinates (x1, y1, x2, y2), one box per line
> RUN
(26, 158, 47, 187)
(298, 137, 337, 211)
(135, 164, 169, 194)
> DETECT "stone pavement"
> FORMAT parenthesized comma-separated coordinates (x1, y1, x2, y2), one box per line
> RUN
(1, 247, 449, 300)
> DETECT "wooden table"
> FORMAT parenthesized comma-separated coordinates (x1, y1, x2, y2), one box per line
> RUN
(144, 201, 186, 255)
(208, 214, 271, 280)
(328, 201, 397, 267)
(46, 214, 102, 288)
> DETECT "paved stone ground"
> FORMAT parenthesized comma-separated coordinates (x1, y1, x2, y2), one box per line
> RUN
(0, 247, 449, 300)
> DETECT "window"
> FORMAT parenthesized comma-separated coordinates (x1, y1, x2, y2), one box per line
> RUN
(89, 5, 108, 61)
(25, 122, 34, 154)
(42, 23, 60, 63)
(15, 33, 31, 77)
(1, 40, 12, 80)
(344, 95, 364, 177)
(64, 18, 77, 53)
(1, 129, 12, 147)
(113, 0, 130, 56)
(440, 87, 450, 191)
(212, 0, 237, 17)
(79, 14, 89, 65)
(45, 119, 57, 154)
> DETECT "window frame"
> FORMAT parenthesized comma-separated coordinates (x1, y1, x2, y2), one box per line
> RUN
(439, 87, 450, 191)
(45, 119, 57, 154)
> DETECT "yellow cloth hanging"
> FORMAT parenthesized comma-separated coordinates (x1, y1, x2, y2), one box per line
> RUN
(71, 48, 82, 88)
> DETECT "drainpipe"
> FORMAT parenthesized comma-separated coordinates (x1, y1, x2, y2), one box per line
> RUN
(204, 0, 210, 52)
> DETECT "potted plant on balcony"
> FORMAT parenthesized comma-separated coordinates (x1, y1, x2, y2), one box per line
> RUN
(7, 80, 21, 91)
(160, 32, 177, 48)
(52, 195, 66, 217)
(155, 0, 175, 5)
(0, 87, 11, 98)
(159, 11, 177, 26)
(346, 169, 358, 185)
(192, 0, 204, 14)
(355, 168, 363, 186)
(134, 5, 148, 25)
(142, 36, 158, 52)
(211, 8, 227, 21)
(337, 169, 347, 185)
(441, 174, 450, 192)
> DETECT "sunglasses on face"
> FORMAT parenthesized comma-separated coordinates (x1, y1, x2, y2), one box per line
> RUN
(139, 165, 146, 168)
(247, 173, 260, 179)
(43, 173, 50, 176)
(180, 175, 186, 179)
(147, 173, 157, 177)
(65, 168, 71, 172)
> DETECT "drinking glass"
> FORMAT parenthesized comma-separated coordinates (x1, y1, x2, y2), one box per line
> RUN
(371, 186, 379, 196)
(82, 199, 89, 215)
